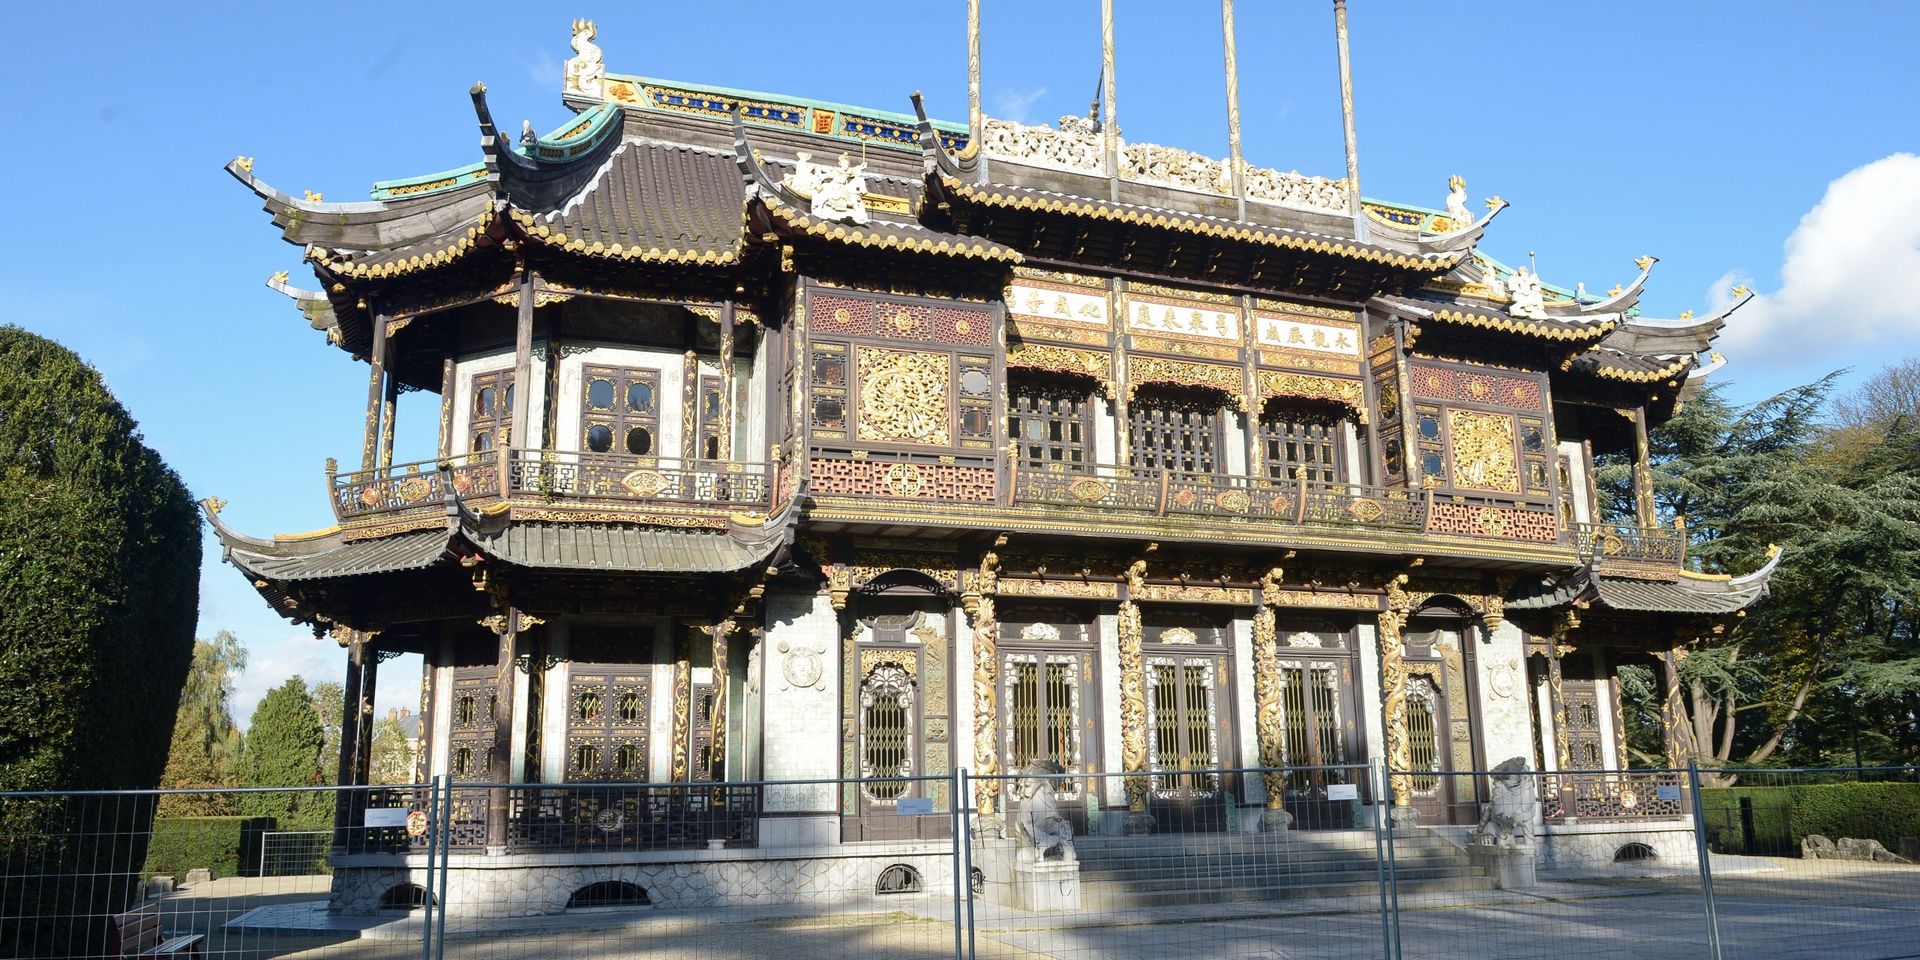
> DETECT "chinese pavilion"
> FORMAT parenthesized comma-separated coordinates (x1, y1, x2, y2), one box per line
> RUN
(207, 9, 1780, 915)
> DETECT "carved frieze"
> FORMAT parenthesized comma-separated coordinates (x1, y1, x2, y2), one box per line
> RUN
(1007, 342, 1112, 391)
(1127, 356, 1247, 409)
(1256, 371, 1366, 422)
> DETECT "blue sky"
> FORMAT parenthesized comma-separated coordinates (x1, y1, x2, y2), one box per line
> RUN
(2, 1, 1916, 724)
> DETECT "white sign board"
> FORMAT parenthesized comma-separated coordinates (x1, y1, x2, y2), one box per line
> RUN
(364, 807, 409, 828)
(1326, 784, 1360, 801)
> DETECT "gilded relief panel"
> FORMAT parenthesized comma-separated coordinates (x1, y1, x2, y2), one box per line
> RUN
(1446, 410, 1520, 494)
(856, 347, 952, 446)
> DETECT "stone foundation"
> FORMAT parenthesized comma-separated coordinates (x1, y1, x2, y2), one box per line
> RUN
(331, 845, 956, 918)
(1537, 819, 1697, 875)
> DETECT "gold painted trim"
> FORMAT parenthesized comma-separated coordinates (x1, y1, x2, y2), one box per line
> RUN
(513, 208, 743, 266)
(1429, 308, 1616, 343)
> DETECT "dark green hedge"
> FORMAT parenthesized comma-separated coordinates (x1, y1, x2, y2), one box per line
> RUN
(1701, 782, 1920, 855)
(0, 327, 202, 955)
(141, 816, 273, 881)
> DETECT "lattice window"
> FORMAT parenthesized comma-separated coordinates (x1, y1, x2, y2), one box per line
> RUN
(697, 375, 724, 460)
(1147, 657, 1221, 794)
(468, 370, 515, 453)
(1261, 404, 1345, 483)
(1129, 390, 1222, 474)
(1406, 678, 1440, 793)
(580, 365, 660, 457)
(447, 668, 500, 783)
(690, 681, 716, 784)
(1011, 380, 1092, 468)
(1565, 683, 1605, 771)
(1279, 660, 1348, 794)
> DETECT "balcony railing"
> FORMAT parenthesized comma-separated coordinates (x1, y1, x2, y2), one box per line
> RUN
(326, 450, 772, 524)
(1011, 460, 1427, 533)
(1573, 521, 1686, 567)
(1541, 771, 1688, 822)
(507, 451, 773, 510)
(330, 452, 500, 522)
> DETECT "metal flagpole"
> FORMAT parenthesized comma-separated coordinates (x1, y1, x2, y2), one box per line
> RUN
(1332, 0, 1367, 241)
(1100, 0, 1120, 199)
(1222, 0, 1246, 220)
(967, 0, 982, 148)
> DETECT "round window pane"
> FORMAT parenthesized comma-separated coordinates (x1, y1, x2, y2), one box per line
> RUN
(472, 432, 493, 453)
(587, 424, 614, 452)
(1417, 416, 1441, 440)
(703, 391, 721, 418)
(960, 370, 991, 396)
(504, 383, 514, 410)
(626, 427, 653, 456)
(476, 385, 496, 416)
(587, 379, 614, 410)
(628, 382, 654, 412)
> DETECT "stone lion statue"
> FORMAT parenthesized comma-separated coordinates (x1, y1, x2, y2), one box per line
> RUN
(1009, 760, 1076, 862)
(1473, 756, 1536, 849)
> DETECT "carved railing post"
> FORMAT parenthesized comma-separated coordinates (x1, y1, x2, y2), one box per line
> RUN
(964, 547, 1004, 826)
(1119, 559, 1154, 834)
(1378, 575, 1414, 815)
(1252, 567, 1292, 831)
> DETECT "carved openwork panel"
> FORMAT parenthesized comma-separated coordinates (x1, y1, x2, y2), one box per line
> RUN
(1426, 502, 1559, 543)
(813, 293, 992, 346)
(447, 668, 501, 782)
(855, 347, 952, 446)
(1410, 363, 1544, 411)
(565, 668, 652, 783)
(808, 458, 995, 502)
(1445, 409, 1521, 493)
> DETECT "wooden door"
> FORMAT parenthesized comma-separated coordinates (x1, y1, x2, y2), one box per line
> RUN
(1403, 615, 1481, 824)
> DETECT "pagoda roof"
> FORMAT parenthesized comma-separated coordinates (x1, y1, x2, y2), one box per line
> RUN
(1381, 292, 1618, 346)
(1507, 546, 1783, 616)
(515, 137, 747, 266)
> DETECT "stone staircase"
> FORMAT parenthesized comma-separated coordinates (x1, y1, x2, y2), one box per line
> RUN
(1069, 829, 1492, 908)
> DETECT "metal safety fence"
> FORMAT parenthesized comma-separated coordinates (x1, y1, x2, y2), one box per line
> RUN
(3, 764, 1917, 959)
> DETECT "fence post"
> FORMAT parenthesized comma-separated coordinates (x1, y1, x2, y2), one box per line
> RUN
(1687, 760, 1724, 960)
(959, 767, 977, 960)
(950, 766, 964, 960)
(1369, 758, 1399, 960)
(419, 780, 438, 960)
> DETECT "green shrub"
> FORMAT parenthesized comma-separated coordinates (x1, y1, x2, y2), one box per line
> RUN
(141, 816, 274, 881)
(1701, 782, 1920, 855)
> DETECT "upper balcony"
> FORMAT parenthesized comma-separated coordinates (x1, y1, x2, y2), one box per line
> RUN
(321, 448, 1683, 574)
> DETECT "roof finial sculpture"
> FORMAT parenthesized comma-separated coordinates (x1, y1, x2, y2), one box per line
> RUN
(1502, 266, 1549, 319)
(1444, 174, 1471, 230)
(565, 19, 605, 99)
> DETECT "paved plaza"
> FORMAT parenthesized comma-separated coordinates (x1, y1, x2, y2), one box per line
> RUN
(142, 858, 1920, 960)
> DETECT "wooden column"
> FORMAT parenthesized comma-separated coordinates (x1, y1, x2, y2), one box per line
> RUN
(709, 618, 733, 782)
(509, 270, 536, 454)
(965, 549, 1003, 819)
(376, 370, 399, 470)
(718, 302, 736, 460)
(671, 628, 693, 782)
(436, 355, 458, 460)
(415, 652, 437, 784)
(332, 634, 368, 847)
(1252, 568, 1286, 816)
(485, 611, 522, 850)
(1631, 405, 1658, 528)
(1547, 611, 1577, 815)
(1377, 578, 1413, 808)
(1119, 560, 1150, 831)
(1661, 645, 1694, 768)
(361, 315, 390, 471)
(681, 350, 699, 462)
(1110, 279, 1131, 463)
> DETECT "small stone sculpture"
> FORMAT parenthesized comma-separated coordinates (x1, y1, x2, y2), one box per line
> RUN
(1503, 266, 1549, 320)
(1009, 760, 1076, 862)
(786, 152, 871, 225)
(1444, 174, 1472, 231)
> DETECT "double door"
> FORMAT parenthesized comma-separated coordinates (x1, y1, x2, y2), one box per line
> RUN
(999, 615, 1099, 833)
(1142, 621, 1235, 832)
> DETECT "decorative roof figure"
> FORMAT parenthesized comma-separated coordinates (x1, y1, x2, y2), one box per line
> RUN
(1503, 266, 1549, 319)
(565, 19, 605, 99)
(1444, 174, 1471, 231)
(786, 151, 871, 225)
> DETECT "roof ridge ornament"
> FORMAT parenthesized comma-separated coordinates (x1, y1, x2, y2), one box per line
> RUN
(784, 151, 871, 225)
(565, 19, 605, 99)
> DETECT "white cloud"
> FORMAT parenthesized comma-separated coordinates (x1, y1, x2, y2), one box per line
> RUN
(1717, 153, 1920, 366)
(990, 86, 1049, 125)
(230, 633, 421, 733)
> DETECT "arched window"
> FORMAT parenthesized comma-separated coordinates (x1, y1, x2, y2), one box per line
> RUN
(860, 664, 915, 801)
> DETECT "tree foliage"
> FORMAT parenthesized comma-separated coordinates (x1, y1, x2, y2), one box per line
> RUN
(311, 679, 343, 784)
(1606, 365, 1920, 773)
(234, 677, 329, 830)
(0, 327, 202, 953)
(157, 632, 248, 815)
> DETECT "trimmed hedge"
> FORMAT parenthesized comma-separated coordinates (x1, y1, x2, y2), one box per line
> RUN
(142, 816, 274, 882)
(1701, 782, 1920, 856)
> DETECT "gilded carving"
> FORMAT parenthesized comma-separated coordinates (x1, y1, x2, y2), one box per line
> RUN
(1379, 576, 1414, 807)
(856, 347, 952, 445)
(970, 550, 1003, 817)
(1256, 371, 1366, 423)
(858, 648, 917, 680)
(1134, 583, 1255, 604)
(1127, 356, 1247, 410)
(1118, 560, 1150, 814)
(1253, 569, 1286, 810)
(1446, 409, 1521, 493)
(1007, 341, 1113, 393)
(997, 577, 1119, 600)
